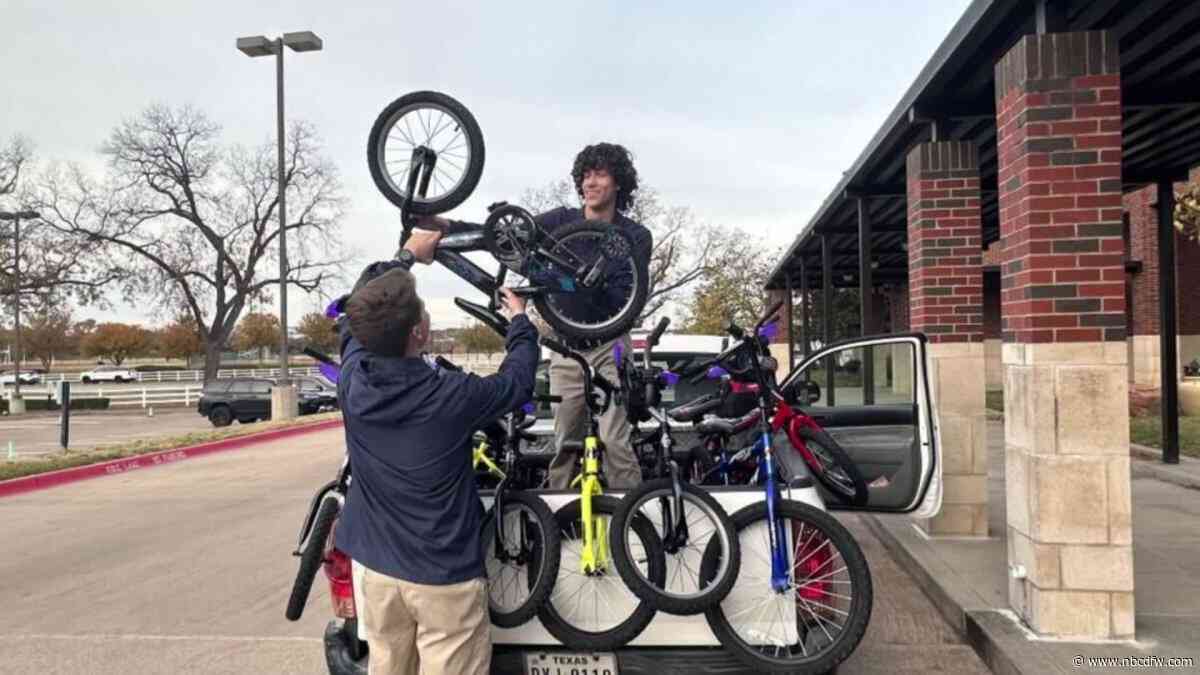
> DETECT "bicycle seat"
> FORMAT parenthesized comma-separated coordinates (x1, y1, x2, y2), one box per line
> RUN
(666, 393, 723, 424)
(695, 416, 736, 436)
(732, 408, 759, 433)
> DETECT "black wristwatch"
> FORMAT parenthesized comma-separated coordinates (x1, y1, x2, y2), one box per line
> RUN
(396, 248, 416, 269)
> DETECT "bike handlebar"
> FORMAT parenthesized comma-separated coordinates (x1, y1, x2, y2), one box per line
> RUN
(644, 316, 670, 369)
(303, 347, 337, 366)
(540, 337, 612, 414)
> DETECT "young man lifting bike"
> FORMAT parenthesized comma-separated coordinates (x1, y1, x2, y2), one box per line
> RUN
(419, 142, 653, 490)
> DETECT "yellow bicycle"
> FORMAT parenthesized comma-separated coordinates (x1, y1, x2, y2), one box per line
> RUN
(536, 337, 666, 650)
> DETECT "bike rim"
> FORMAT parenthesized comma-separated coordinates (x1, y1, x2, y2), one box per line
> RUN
(376, 102, 472, 205)
(622, 488, 732, 601)
(805, 442, 857, 497)
(718, 513, 855, 662)
(485, 503, 545, 615)
(541, 229, 641, 332)
(549, 514, 647, 633)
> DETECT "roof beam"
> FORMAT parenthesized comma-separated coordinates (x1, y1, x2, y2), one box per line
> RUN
(1122, 167, 1191, 186)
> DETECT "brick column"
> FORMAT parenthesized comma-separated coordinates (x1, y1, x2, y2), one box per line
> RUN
(906, 140, 988, 537)
(995, 30, 1134, 640)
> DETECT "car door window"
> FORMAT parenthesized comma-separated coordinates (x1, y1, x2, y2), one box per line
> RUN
(781, 336, 938, 515)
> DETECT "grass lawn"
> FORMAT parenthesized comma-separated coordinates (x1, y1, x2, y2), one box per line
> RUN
(0, 411, 341, 482)
(1130, 415, 1200, 458)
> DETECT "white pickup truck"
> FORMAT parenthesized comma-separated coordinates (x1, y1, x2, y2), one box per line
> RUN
(316, 333, 943, 675)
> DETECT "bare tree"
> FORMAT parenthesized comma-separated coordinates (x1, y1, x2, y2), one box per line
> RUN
(519, 180, 719, 325)
(32, 105, 350, 381)
(0, 136, 118, 311)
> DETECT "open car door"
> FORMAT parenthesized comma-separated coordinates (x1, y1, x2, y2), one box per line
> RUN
(778, 332, 942, 517)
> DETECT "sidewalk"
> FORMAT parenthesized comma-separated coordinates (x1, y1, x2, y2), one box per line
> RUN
(865, 421, 1200, 675)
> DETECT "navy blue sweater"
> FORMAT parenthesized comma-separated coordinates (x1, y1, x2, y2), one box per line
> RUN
(333, 314, 539, 584)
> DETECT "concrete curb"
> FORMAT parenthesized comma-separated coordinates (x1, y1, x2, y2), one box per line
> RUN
(1129, 443, 1200, 491)
(862, 515, 1049, 675)
(0, 418, 343, 499)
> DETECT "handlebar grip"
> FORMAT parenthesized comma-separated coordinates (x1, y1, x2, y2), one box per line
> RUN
(303, 347, 336, 365)
(534, 394, 563, 404)
(647, 316, 670, 347)
(434, 356, 463, 373)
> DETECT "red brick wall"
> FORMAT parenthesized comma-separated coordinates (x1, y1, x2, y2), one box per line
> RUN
(994, 31, 1126, 343)
(1124, 178, 1200, 336)
(906, 141, 984, 343)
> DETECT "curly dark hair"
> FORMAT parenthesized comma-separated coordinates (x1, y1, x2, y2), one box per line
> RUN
(571, 142, 638, 213)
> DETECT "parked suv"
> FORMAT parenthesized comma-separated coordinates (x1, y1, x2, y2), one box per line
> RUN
(198, 376, 337, 426)
(198, 377, 273, 427)
(80, 365, 139, 383)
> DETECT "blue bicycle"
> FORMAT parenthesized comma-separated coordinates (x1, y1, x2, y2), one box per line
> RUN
(675, 303, 874, 674)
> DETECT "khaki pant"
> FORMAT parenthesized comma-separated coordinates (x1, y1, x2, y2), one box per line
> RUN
(547, 334, 642, 489)
(358, 564, 490, 675)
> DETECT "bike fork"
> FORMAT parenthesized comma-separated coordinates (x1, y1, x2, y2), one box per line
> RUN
(761, 431, 791, 593)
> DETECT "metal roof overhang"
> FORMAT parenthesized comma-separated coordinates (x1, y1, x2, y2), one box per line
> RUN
(766, 0, 1200, 290)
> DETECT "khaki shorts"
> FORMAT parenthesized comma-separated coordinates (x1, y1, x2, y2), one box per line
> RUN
(356, 562, 491, 675)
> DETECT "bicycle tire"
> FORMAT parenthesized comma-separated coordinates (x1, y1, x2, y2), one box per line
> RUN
(533, 220, 648, 344)
(286, 494, 340, 621)
(794, 425, 869, 507)
(683, 444, 717, 485)
(367, 91, 484, 216)
(481, 490, 561, 628)
(701, 500, 873, 673)
(610, 478, 741, 615)
(537, 495, 665, 650)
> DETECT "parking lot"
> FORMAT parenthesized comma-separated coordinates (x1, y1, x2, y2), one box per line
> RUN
(0, 408, 217, 456)
(0, 426, 988, 674)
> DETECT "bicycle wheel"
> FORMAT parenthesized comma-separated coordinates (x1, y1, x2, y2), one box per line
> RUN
(481, 490, 561, 628)
(792, 424, 868, 506)
(533, 220, 648, 344)
(367, 91, 484, 215)
(610, 478, 740, 615)
(701, 500, 873, 673)
(286, 494, 340, 621)
(537, 495, 666, 650)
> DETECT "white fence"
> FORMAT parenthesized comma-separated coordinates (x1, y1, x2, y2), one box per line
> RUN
(22, 366, 324, 385)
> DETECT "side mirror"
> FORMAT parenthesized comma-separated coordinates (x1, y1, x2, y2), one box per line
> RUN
(788, 380, 821, 405)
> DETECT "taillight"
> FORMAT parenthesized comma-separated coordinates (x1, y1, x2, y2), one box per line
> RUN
(323, 524, 356, 618)
(793, 527, 832, 603)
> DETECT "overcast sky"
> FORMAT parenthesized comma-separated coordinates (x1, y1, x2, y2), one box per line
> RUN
(2, 0, 970, 329)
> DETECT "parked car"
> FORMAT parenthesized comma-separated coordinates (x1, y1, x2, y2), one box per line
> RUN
(0, 369, 40, 386)
(295, 376, 339, 414)
(197, 377, 274, 427)
(80, 365, 139, 383)
(198, 376, 337, 426)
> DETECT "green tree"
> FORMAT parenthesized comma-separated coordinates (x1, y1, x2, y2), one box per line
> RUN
(82, 322, 153, 365)
(679, 229, 774, 334)
(232, 312, 282, 362)
(1177, 182, 1200, 242)
(296, 311, 338, 354)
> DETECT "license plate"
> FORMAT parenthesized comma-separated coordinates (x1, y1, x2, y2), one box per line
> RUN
(524, 651, 618, 675)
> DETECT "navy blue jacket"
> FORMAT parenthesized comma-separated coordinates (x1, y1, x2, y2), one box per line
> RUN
(333, 314, 539, 584)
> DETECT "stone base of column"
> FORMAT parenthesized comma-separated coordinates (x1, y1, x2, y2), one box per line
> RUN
(985, 338, 1003, 391)
(7, 394, 26, 415)
(892, 343, 913, 396)
(1128, 334, 1160, 388)
(271, 384, 299, 421)
(918, 342, 989, 537)
(1003, 342, 1135, 640)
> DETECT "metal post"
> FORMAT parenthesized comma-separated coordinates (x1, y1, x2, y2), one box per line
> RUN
(800, 260, 810, 357)
(275, 38, 290, 386)
(785, 274, 795, 371)
(859, 198, 874, 405)
(822, 235, 835, 407)
(60, 381, 71, 449)
(13, 215, 21, 401)
(1158, 180, 1179, 464)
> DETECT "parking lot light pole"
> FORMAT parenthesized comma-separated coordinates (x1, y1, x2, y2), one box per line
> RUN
(237, 30, 322, 419)
(0, 209, 38, 411)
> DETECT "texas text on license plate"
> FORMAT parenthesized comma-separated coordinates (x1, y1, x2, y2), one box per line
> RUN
(524, 651, 618, 675)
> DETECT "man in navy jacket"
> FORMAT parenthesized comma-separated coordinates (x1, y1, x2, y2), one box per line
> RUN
(333, 229, 538, 675)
